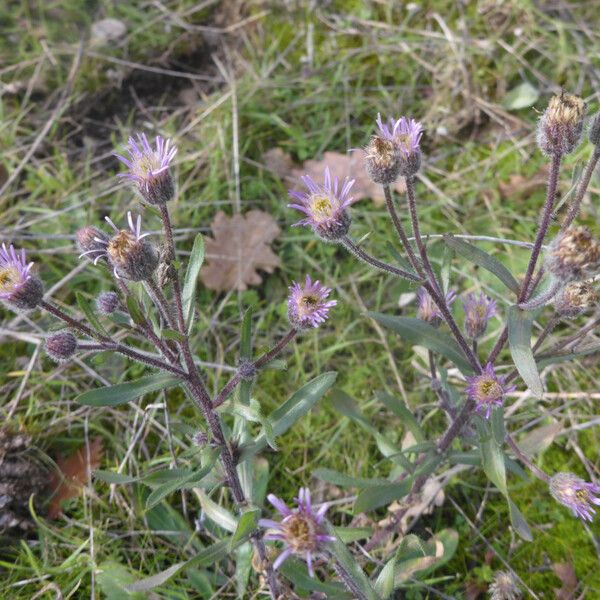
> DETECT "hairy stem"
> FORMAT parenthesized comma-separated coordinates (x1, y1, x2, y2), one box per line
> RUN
(145, 277, 176, 330)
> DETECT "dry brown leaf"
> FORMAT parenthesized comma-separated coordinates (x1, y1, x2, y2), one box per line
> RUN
(47, 437, 103, 519)
(200, 210, 280, 292)
(465, 581, 487, 600)
(498, 164, 550, 199)
(553, 562, 579, 600)
(261, 148, 407, 206)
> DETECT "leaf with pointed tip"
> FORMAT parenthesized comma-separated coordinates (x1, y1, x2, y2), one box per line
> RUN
(182, 233, 205, 328)
(508, 306, 543, 397)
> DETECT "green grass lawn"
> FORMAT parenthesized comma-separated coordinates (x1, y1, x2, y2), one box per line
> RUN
(1, 1, 599, 598)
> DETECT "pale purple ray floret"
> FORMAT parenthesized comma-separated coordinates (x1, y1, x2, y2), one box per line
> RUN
(287, 275, 337, 329)
(0, 243, 34, 301)
(115, 134, 177, 186)
(288, 167, 356, 240)
(550, 472, 600, 522)
(416, 287, 456, 324)
(259, 487, 335, 577)
(466, 362, 516, 419)
(376, 113, 423, 156)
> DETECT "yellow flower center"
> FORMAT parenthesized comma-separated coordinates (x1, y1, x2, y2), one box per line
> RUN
(283, 514, 317, 552)
(0, 266, 19, 293)
(108, 230, 136, 263)
(133, 153, 160, 178)
(478, 377, 502, 399)
(310, 194, 334, 222)
(575, 488, 589, 502)
(299, 294, 319, 315)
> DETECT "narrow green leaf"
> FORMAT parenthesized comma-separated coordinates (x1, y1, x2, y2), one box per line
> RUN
(508, 499, 533, 541)
(374, 558, 396, 599)
(334, 526, 373, 543)
(443, 235, 519, 294)
(76, 373, 180, 406)
(508, 306, 543, 397)
(490, 406, 506, 445)
(384, 241, 418, 275)
(536, 345, 600, 368)
(76, 292, 108, 335)
(240, 307, 253, 359)
(502, 81, 539, 110)
(478, 421, 507, 495)
(235, 542, 253, 598)
(161, 328, 186, 342)
(94, 470, 139, 484)
(369, 314, 474, 375)
(313, 468, 388, 488)
(354, 480, 413, 513)
(376, 392, 425, 442)
(126, 295, 146, 326)
(230, 508, 260, 548)
(239, 372, 337, 461)
(279, 558, 350, 597)
(182, 233, 205, 328)
(196, 490, 238, 532)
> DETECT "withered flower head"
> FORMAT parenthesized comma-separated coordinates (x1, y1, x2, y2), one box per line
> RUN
(545, 227, 600, 283)
(537, 92, 586, 156)
(554, 281, 598, 318)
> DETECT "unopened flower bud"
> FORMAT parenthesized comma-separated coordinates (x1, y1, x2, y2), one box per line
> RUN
(191, 431, 208, 447)
(462, 292, 496, 340)
(416, 287, 456, 328)
(0, 244, 43, 311)
(45, 331, 77, 362)
(545, 227, 600, 283)
(115, 134, 177, 205)
(365, 136, 401, 184)
(237, 358, 257, 380)
(96, 291, 120, 315)
(554, 281, 598, 318)
(588, 112, 600, 146)
(76, 226, 109, 263)
(536, 92, 586, 156)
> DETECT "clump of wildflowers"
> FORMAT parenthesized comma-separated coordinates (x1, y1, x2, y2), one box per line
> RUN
(288, 168, 356, 241)
(45, 331, 78, 363)
(287, 276, 336, 330)
(259, 488, 335, 577)
(115, 134, 177, 205)
(96, 291, 120, 315)
(416, 287, 456, 327)
(0, 244, 43, 311)
(489, 570, 521, 600)
(466, 363, 515, 419)
(86, 212, 159, 281)
(545, 227, 600, 282)
(462, 292, 496, 340)
(536, 92, 586, 156)
(76, 226, 109, 264)
(553, 281, 598, 318)
(549, 472, 600, 522)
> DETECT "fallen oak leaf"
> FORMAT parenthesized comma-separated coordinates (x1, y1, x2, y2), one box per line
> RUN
(498, 164, 550, 199)
(200, 210, 280, 292)
(47, 437, 103, 519)
(553, 561, 579, 600)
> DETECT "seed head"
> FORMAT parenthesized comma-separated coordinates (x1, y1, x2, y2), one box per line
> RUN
(259, 488, 335, 577)
(287, 275, 336, 330)
(536, 92, 586, 156)
(96, 291, 120, 315)
(545, 227, 600, 283)
(364, 135, 401, 184)
(462, 292, 497, 339)
(0, 244, 43, 311)
(76, 226, 110, 264)
(549, 472, 600, 522)
(416, 287, 456, 328)
(466, 363, 516, 419)
(115, 133, 177, 205)
(554, 281, 598, 318)
(489, 570, 521, 600)
(45, 331, 78, 363)
(288, 167, 356, 241)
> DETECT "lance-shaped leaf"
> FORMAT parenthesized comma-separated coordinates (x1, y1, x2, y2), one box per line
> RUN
(443, 235, 519, 293)
(508, 306, 543, 397)
(369, 313, 474, 375)
(182, 233, 204, 328)
(354, 479, 413, 513)
(76, 373, 180, 406)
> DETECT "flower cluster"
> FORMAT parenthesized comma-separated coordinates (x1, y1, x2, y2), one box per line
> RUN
(259, 487, 335, 577)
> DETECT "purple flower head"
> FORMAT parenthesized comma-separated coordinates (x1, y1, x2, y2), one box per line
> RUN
(115, 133, 177, 205)
(466, 363, 515, 419)
(85, 212, 158, 281)
(462, 292, 497, 340)
(416, 287, 456, 327)
(259, 487, 335, 577)
(45, 331, 78, 363)
(550, 472, 600, 522)
(287, 275, 337, 330)
(0, 243, 43, 311)
(376, 114, 423, 176)
(288, 167, 356, 240)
